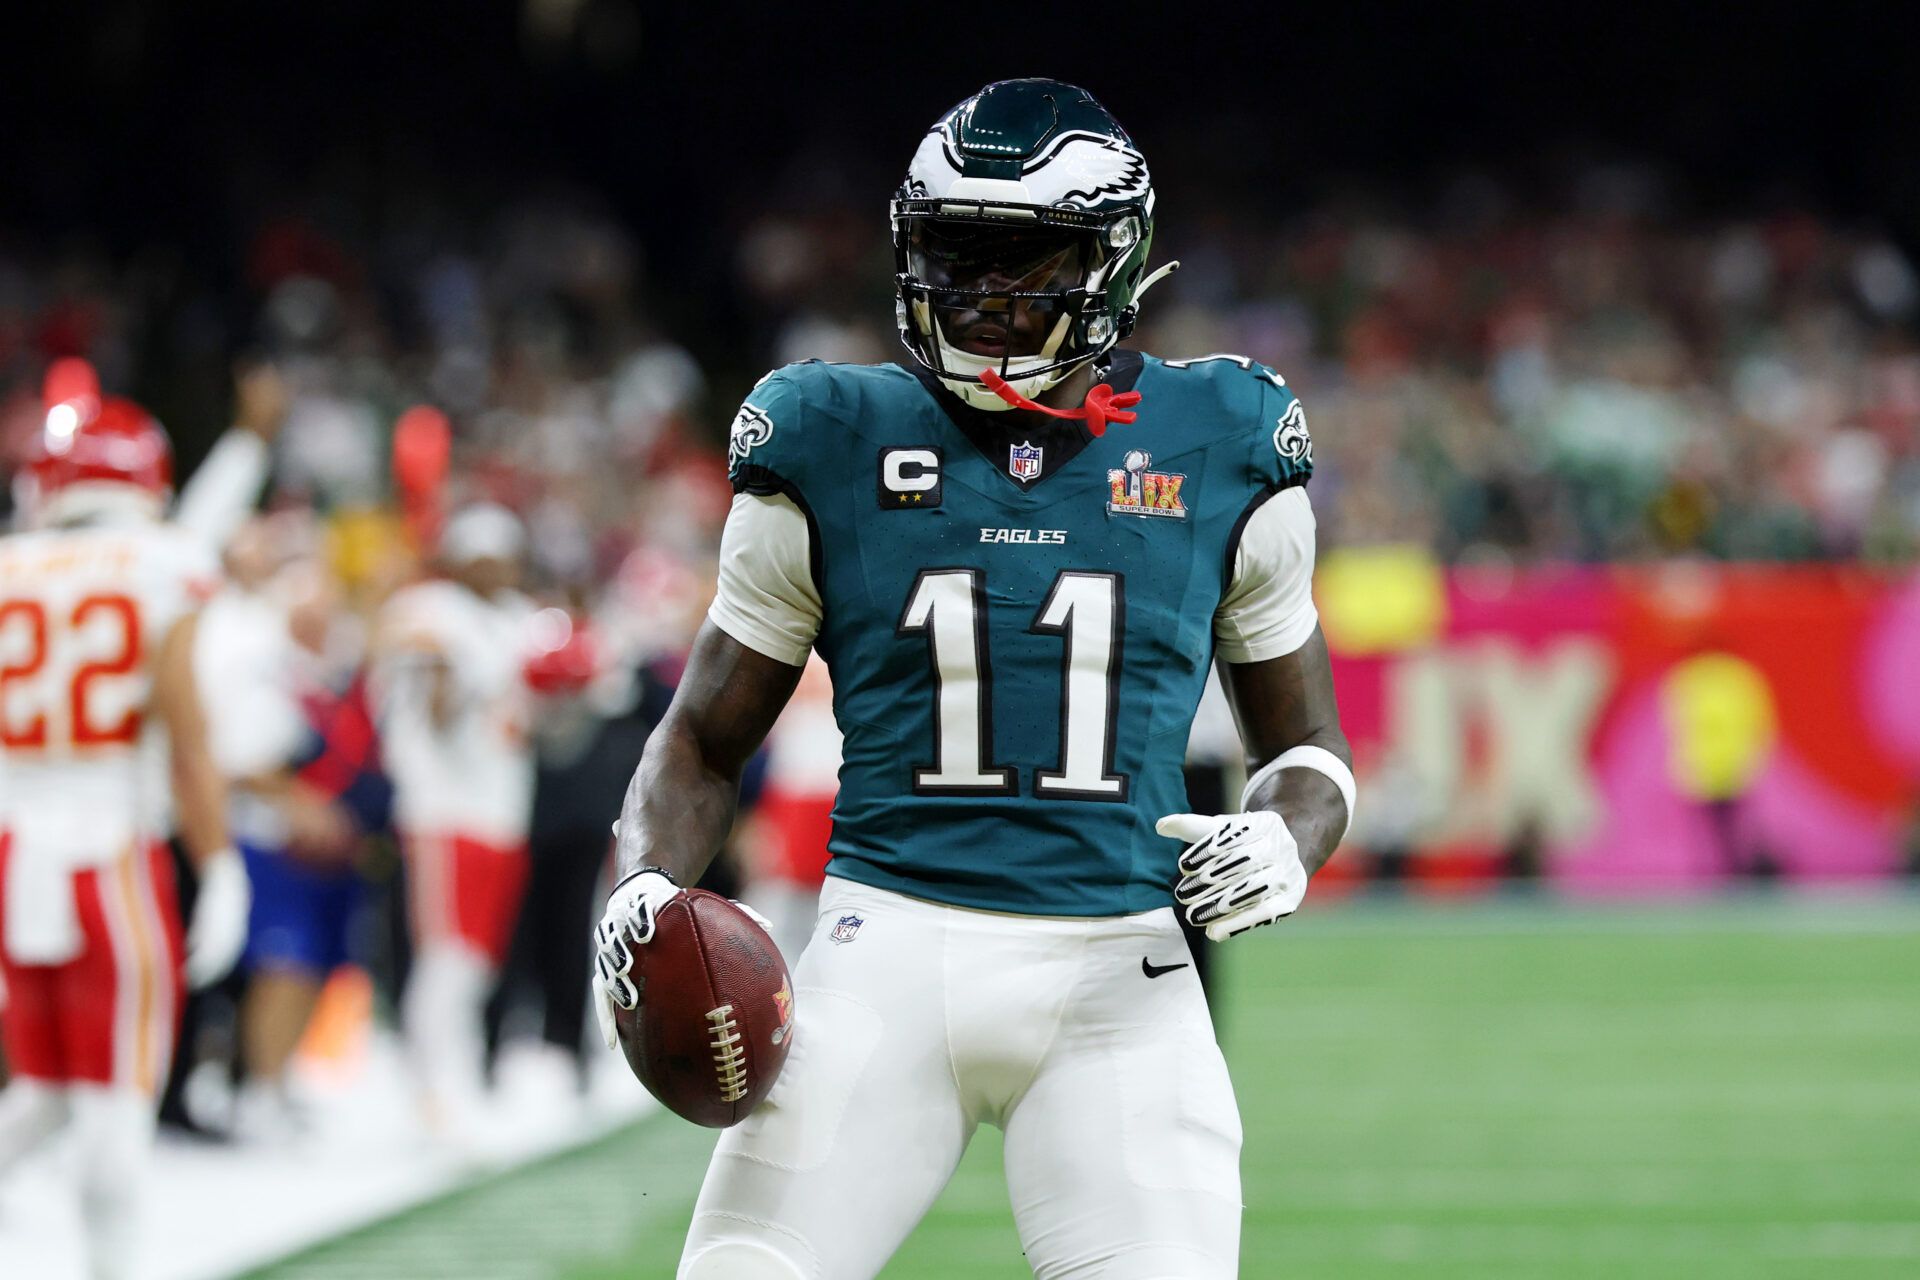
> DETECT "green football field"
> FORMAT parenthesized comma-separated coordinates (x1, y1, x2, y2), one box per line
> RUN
(252, 895, 1920, 1279)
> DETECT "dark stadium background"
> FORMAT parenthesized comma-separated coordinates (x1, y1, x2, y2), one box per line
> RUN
(7, 0, 1915, 462)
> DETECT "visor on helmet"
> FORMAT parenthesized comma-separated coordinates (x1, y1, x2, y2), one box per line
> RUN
(906, 219, 1103, 296)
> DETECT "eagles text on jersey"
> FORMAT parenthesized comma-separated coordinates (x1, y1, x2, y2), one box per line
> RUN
(720, 352, 1313, 916)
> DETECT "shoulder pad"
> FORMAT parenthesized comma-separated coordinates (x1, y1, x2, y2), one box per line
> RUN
(727, 360, 861, 495)
(1260, 380, 1313, 492)
(1159, 353, 1312, 491)
(727, 364, 808, 494)
(1160, 352, 1280, 378)
(727, 360, 922, 496)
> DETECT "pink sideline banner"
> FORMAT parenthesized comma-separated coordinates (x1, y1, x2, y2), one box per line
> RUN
(1321, 563, 1920, 890)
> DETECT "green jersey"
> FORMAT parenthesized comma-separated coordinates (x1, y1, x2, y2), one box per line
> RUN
(714, 350, 1316, 916)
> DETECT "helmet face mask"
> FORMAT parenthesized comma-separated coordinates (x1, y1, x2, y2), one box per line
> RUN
(895, 204, 1116, 401)
(890, 80, 1161, 410)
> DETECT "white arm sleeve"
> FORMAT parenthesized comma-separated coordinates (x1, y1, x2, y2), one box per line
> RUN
(173, 428, 271, 550)
(195, 605, 307, 778)
(1214, 486, 1318, 663)
(707, 492, 822, 667)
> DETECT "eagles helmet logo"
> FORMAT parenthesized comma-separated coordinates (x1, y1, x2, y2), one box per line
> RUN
(916, 127, 1150, 211)
(728, 403, 774, 468)
(1274, 400, 1313, 467)
(1036, 133, 1150, 208)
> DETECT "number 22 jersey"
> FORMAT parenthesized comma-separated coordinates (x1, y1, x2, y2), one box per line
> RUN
(0, 518, 218, 869)
(711, 351, 1318, 917)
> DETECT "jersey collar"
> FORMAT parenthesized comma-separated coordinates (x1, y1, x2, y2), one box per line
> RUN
(905, 350, 1145, 491)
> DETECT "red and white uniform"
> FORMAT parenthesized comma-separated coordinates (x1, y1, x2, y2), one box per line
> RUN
(758, 655, 841, 889)
(0, 521, 217, 1090)
(374, 580, 536, 964)
(741, 655, 842, 963)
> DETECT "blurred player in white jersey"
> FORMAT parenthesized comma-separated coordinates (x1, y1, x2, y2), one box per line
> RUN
(0, 394, 251, 1279)
(373, 503, 537, 1136)
(196, 519, 361, 1141)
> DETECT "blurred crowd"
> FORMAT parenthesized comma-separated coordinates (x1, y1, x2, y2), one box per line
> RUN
(716, 163, 1920, 565)
(2, 160, 1917, 1147)
(8, 163, 1920, 576)
(1135, 170, 1920, 565)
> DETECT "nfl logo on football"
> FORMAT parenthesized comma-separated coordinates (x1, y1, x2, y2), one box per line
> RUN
(830, 913, 864, 944)
(1008, 441, 1043, 481)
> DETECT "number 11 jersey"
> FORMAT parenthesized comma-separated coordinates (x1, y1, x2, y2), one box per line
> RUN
(711, 351, 1318, 917)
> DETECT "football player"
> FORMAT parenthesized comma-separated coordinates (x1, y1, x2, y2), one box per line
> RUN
(372, 503, 538, 1138)
(198, 526, 363, 1141)
(594, 79, 1354, 1278)
(0, 394, 250, 1279)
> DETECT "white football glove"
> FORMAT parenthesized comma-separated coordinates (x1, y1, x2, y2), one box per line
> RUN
(590, 867, 776, 1051)
(1158, 810, 1308, 942)
(592, 868, 683, 1050)
(185, 848, 251, 989)
(731, 899, 776, 934)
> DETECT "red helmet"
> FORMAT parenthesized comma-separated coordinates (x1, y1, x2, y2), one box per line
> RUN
(522, 608, 601, 696)
(23, 394, 174, 521)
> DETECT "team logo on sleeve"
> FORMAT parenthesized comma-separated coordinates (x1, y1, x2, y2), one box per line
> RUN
(830, 913, 864, 944)
(1008, 441, 1044, 482)
(728, 403, 775, 468)
(1273, 400, 1313, 467)
(1106, 450, 1187, 519)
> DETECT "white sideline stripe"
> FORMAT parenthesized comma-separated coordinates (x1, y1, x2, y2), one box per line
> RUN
(255, 1110, 712, 1279)
(0, 1036, 658, 1280)
(162, 1100, 659, 1280)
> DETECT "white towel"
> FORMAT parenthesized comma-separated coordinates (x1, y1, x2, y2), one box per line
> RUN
(4, 841, 82, 965)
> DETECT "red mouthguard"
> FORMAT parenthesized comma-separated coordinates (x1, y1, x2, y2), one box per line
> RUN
(979, 367, 1142, 438)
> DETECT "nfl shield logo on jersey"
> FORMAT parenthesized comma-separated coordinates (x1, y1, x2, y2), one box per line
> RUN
(830, 913, 864, 944)
(1008, 441, 1043, 481)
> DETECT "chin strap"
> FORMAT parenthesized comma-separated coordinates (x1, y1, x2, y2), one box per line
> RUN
(979, 367, 1143, 438)
(1134, 260, 1181, 303)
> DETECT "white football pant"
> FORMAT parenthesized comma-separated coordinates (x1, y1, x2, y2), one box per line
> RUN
(680, 877, 1242, 1279)
(402, 941, 494, 1132)
(0, 1081, 154, 1280)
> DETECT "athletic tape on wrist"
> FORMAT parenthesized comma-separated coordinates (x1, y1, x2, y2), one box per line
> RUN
(1240, 745, 1356, 839)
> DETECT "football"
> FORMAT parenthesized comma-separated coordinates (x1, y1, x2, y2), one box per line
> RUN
(610, 889, 795, 1127)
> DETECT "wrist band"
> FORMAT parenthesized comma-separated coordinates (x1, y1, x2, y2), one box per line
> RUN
(610, 864, 679, 895)
(1240, 745, 1356, 839)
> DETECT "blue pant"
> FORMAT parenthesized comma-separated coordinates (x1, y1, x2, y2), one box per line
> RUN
(241, 842, 363, 978)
